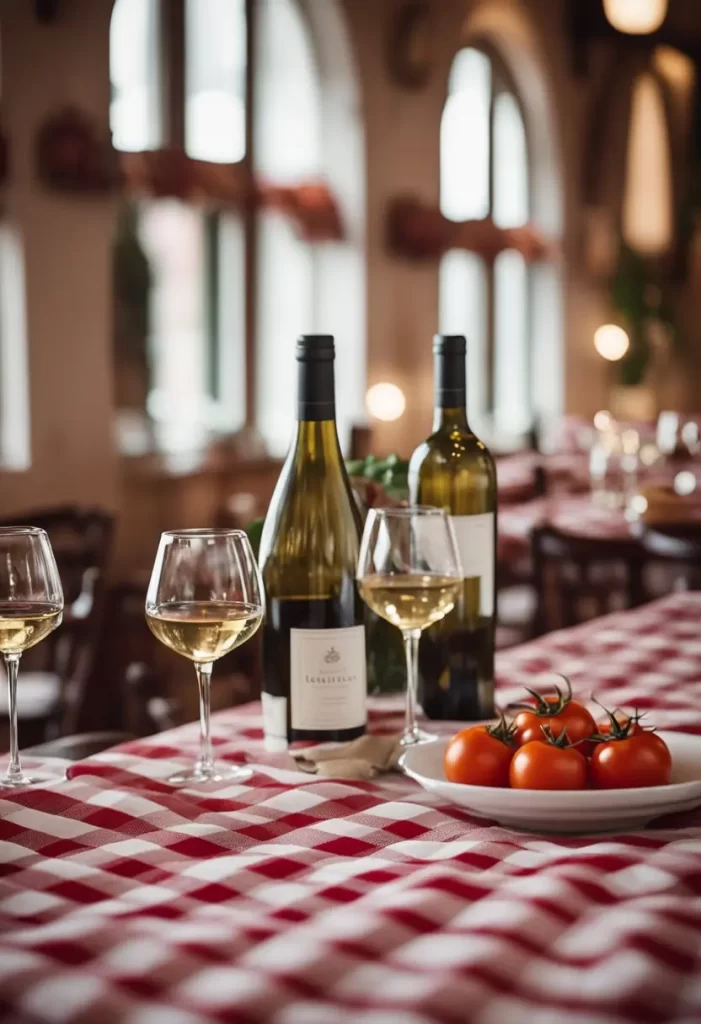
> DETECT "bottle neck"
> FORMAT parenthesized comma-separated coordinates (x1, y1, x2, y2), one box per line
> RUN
(433, 404, 469, 432)
(433, 351, 469, 432)
(297, 355, 335, 422)
(292, 418, 342, 460)
(294, 355, 342, 459)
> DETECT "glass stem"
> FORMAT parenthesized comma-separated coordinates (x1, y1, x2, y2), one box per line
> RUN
(402, 630, 421, 742)
(5, 654, 22, 782)
(195, 661, 214, 772)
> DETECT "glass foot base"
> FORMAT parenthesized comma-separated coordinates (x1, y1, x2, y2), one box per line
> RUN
(400, 727, 437, 747)
(1, 769, 66, 789)
(167, 762, 253, 786)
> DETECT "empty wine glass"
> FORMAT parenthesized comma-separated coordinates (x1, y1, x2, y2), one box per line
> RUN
(146, 529, 264, 785)
(0, 527, 64, 788)
(357, 507, 461, 746)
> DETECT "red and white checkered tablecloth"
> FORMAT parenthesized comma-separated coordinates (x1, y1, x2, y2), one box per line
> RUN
(498, 495, 630, 566)
(2, 593, 701, 1024)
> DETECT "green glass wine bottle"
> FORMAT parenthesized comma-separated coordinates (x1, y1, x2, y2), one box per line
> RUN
(408, 334, 497, 720)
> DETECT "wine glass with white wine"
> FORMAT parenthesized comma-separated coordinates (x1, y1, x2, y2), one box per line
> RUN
(357, 507, 462, 746)
(146, 529, 264, 785)
(0, 527, 64, 788)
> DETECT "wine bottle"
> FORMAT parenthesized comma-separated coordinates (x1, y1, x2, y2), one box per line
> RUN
(408, 334, 497, 720)
(259, 335, 367, 748)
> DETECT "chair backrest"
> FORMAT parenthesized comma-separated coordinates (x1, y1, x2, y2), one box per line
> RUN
(0, 506, 115, 733)
(0, 506, 114, 609)
(639, 524, 701, 590)
(531, 525, 647, 635)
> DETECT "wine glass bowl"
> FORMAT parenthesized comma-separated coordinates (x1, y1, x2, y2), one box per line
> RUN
(357, 507, 462, 746)
(146, 529, 264, 785)
(0, 527, 64, 788)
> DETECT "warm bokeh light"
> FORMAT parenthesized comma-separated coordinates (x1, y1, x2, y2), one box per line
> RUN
(594, 324, 630, 362)
(365, 382, 406, 422)
(603, 0, 668, 35)
(674, 471, 697, 497)
(593, 409, 613, 432)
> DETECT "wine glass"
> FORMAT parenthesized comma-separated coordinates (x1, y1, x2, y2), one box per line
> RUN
(357, 507, 462, 746)
(146, 529, 264, 785)
(0, 527, 64, 788)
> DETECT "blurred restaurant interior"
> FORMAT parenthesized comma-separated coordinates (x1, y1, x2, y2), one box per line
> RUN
(1, 0, 701, 746)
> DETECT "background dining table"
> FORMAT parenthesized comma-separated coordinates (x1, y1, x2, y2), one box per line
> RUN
(2, 591, 701, 1024)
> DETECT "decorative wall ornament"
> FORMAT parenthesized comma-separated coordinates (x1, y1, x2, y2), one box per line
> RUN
(386, 195, 557, 263)
(119, 150, 344, 242)
(35, 107, 119, 193)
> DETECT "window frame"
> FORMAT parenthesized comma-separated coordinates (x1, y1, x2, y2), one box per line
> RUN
(441, 42, 538, 438)
(115, 0, 260, 436)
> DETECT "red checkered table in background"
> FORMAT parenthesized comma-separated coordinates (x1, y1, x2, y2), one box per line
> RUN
(2, 592, 701, 1024)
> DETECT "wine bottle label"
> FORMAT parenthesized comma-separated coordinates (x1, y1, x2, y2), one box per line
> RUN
(262, 692, 288, 752)
(451, 513, 495, 615)
(290, 625, 367, 731)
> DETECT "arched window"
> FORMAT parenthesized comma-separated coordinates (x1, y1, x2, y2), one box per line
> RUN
(439, 46, 546, 440)
(255, 0, 323, 455)
(622, 72, 673, 256)
(110, 0, 363, 457)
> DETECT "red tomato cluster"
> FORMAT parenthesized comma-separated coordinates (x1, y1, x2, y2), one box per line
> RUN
(443, 675, 672, 791)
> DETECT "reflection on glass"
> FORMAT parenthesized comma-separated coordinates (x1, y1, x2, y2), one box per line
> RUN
(185, 0, 246, 163)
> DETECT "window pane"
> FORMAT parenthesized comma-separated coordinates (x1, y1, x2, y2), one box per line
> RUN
(494, 250, 530, 434)
(255, 0, 321, 455)
(492, 91, 528, 228)
(441, 48, 491, 221)
(185, 0, 246, 163)
(110, 0, 161, 152)
(623, 73, 673, 254)
(439, 251, 488, 425)
(212, 215, 246, 431)
(256, 215, 315, 455)
(139, 201, 209, 451)
(255, 0, 322, 181)
(0, 227, 30, 469)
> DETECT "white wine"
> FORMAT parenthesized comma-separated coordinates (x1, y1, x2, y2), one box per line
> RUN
(408, 335, 497, 720)
(146, 601, 263, 662)
(0, 602, 62, 654)
(359, 575, 459, 632)
(259, 335, 367, 749)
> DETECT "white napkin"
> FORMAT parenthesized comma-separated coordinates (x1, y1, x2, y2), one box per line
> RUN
(290, 733, 403, 779)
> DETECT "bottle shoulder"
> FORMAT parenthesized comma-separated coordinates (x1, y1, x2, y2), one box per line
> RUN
(409, 427, 497, 475)
(259, 456, 361, 580)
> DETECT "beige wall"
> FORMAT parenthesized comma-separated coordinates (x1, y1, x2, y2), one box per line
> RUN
(0, 0, 117, 516)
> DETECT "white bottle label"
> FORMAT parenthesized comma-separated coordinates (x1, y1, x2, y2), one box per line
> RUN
(451, 513, 495, 616)
(262, 692, 288, 752)
(290, 625, 367, 732)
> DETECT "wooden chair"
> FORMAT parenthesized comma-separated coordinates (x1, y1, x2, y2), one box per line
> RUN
(0, 507, 114, 744)
(638, 524, 701, 590)
(531, 525, 648, 636)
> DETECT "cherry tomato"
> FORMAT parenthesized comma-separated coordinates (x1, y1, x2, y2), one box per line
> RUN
(509, 737, 588, 791)
(512, 675, 595, 751)
(444, 722, 515, 787)
(596, 716, 644, 739)
(590, 731, 671, 789)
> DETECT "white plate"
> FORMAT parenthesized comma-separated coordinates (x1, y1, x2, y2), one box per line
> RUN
(400, 732, 701, 833)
